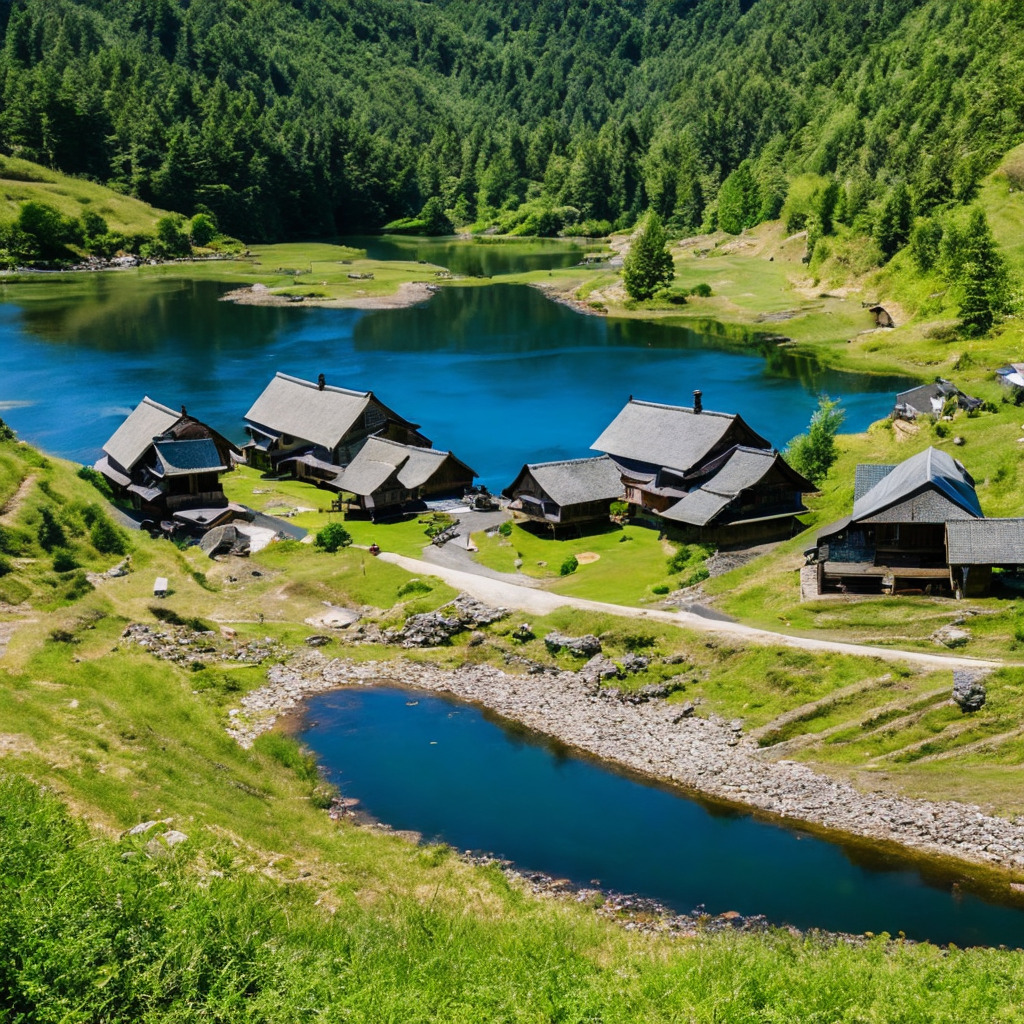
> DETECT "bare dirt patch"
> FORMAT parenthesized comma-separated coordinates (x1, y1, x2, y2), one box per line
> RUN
(575, 552, 600, 565)
(220, 281, 437, 310)
(0, 473, 36, 524)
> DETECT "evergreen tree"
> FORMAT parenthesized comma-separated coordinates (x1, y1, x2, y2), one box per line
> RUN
(622, 211, 674, 301)
(874, 183, 912, 261)
(717, 161, 759, 234)
(785, 396, 845, 488)
(956, 208, 1008, 337)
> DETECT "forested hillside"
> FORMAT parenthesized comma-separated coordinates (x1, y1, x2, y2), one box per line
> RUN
(1, 0, 1023, 250)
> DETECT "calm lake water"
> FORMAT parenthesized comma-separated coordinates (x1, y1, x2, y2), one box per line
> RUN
(0, 274, 907, 489)
(299, 686, 1024, 948)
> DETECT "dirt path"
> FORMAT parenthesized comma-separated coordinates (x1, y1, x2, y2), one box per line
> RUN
(377, 552, 1005, 670)
(0, 473, 35, 524)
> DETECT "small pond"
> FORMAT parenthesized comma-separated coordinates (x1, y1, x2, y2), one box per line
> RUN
(297, 686, 1024, 948)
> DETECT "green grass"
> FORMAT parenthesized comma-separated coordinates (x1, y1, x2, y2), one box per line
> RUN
(0, 155, 170, 235)
(472, 520, 684, 604)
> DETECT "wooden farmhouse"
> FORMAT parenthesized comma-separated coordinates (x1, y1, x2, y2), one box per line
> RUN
(503, 455, 624, 533)
(95, 397, 241, 525)
(330, 436, 476, 520)
(242, 372, 429, 474)
(891, 379, 982, 421)
(811, 446, 996, 596)
(590, 392, 812, 542)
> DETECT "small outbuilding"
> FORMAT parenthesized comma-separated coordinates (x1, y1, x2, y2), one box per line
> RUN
(503, 456, 624, 533)
(946, 519, 1024, 597)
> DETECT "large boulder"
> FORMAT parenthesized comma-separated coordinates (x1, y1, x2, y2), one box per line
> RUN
(578, 654, 623, 687)
(446, 593, 508, 627)
(544, 631, 602, 658)
(952, 670, 987, 713)
(387, 612, 464, 648)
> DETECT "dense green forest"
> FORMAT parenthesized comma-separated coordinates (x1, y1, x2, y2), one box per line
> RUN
(1, 0, 1023, 254)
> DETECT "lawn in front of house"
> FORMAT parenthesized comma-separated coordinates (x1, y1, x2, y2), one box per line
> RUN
(471, 519, 692, 605)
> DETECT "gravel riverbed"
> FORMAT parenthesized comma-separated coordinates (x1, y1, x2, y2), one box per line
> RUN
(228, 653, 1024, 878)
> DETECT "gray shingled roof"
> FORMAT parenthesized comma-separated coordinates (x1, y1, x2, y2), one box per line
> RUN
(505, 456, 623, 507)
(894, 379, 960, 416)
(591, 398, 769, 473)
(853, 463, 896, 502)
(335, 437, 475, 497)
(946, 519, 1024, 565)
(852, 447, 982, 522)
(661, 447, 808, 526)
(153, 439, 227, 477)
(244, 373, 414, 451)
(102, 397, 180, 473)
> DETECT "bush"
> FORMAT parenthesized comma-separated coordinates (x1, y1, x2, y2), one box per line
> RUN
(37, 507, 67, 552)
(149, 605, 214, 632)
(559, 555, 579, 576)
(498, 521, 513, 537)
(682, 567, 710, 588)
(397, 578, 432, 597)
(51, 549, 80, 572)
(0, 553, 12, 577)
(689, 282, 713, 297)
(314, 522, 352, 552)
(76, 465, 113, 499)
(0, 417, 15, 442)
(90, 516, 128, 555)
(651, 584, 671, 595)
(610, 500, 628, 518)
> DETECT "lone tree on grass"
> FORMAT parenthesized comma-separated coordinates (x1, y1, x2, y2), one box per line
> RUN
(957, 208, 1008, 338)
(314, 522, 352, 552)
(785, 395, 845, 488)
(622, 211, 674, 301)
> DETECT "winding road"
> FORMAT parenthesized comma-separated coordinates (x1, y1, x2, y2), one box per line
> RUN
(378, 551, 1005, 671)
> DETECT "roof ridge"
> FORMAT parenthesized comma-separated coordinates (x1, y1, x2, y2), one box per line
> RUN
(365, 436, 446, 457)
(529, 456, 609, 469)
(140, 396, 180, 417)
(274, 372, 370, 399)
(629, 397, 733, 419)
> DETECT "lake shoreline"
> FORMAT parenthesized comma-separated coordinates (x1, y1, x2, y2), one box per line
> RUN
(230, 653, 1024, 901)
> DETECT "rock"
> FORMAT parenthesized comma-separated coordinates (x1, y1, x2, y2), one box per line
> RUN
(953, 670, 987, 713)
(126, 820, 160, 836)
(544, 631, 602, 657)
(620, 653, 650, 674)
(305, 605, 361, 629)
(304, 635, 332, 647)
(635, 678, 686, 701)
(511, 623, 535, 642)
(162, 830, 189, 847)
(446, 593, 508, 627)
(579, 654, 622, 687)
(387, 612, 464, 647)
(672, 702, 697, 722)
(468, 631, 486, 647)
(931, 625, 971, 649)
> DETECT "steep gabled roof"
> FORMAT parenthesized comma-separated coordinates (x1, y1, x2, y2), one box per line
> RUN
(504, 456, 623, 507)
(591, 398, 770, 474)
(852, 447, 982, 522)
(661, 447, 811, 526)
(244, 373, 418, 451)
(853, 463, 895, 502)
(102, 397, 181, 473)
(335, 437, 475, 497)
(152, 439, 227, 477)
(946, 519, 1024, 565)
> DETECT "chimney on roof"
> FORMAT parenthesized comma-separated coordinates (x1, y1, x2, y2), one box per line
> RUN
(693, 389, 702, 414)
(180, 405, 187, 417)
(317, 373, 326, 391)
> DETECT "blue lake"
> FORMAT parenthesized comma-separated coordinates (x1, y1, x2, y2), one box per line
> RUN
(299, 686, 1024, 948)
(0, 275, 908, 489)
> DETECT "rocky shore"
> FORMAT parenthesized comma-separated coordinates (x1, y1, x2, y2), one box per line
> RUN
(228, 654, 1024, 879)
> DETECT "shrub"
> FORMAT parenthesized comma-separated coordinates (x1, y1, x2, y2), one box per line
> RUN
(498, 521, 513, 537)
(689, 282, 713, 297)
(559, 555, 579, 576)
(314, 522, 352, 552)
(37, 507, 67, 552)
(422, 513, 455, 538)
(51, 549, 80, 572)
(621, 632, 657, 651)
(610, 501, 629, 518)
(682, 567, 710, 588)
(667, 546, 695, 575)
(397, 578, 432, 597)
(90, 516, 128, 555)
(0, 553, 12, 577)
(76, 466, 113, 499)
(0, 418, 15, 442)
(651, 584, 670, 595)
